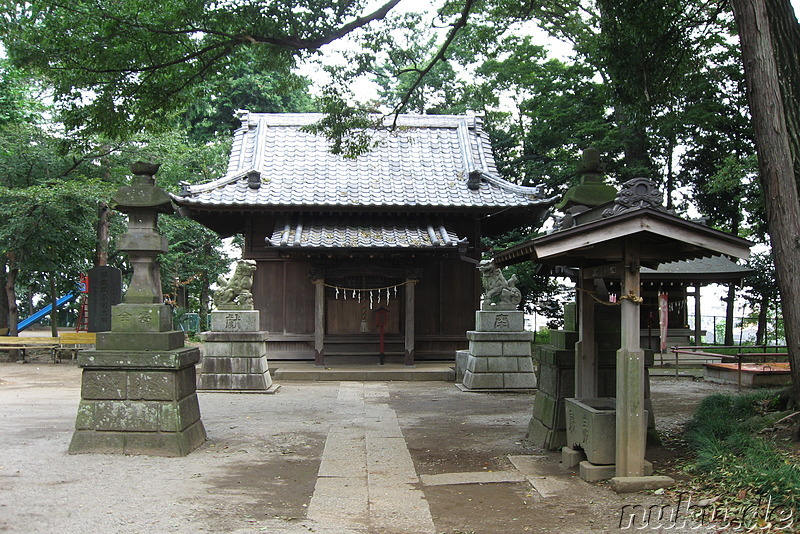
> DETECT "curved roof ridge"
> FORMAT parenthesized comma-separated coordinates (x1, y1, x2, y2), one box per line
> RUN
(477, 170, 550, 198)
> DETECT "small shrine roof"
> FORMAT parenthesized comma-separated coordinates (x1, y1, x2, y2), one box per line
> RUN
(174, 112, 555, 212)
(266, 215, 463, 249)
(494, 178, 752, 269)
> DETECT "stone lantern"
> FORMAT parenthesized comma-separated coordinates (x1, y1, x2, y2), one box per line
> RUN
(69, 163, 206, 456)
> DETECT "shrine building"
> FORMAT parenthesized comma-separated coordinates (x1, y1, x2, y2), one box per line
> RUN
(174, 112, 555, 365)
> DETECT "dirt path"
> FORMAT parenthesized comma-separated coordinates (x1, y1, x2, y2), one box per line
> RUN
(0, 361, 736, 533)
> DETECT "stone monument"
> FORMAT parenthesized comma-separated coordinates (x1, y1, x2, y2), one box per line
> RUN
(198, 260, 274, 391)
(457, 259, 537, 390)
(69, 162, 206, 456)
(87, 265, 122, 332)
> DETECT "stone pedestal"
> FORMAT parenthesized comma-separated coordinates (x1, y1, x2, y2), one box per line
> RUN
(198, 309, 273, 391)
(527, 303, 657, 451)
(459, 311, 537, 390)
(69, 304, 206, 456)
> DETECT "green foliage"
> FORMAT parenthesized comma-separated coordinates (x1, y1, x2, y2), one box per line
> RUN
(180, 48, 316, 143)
(0, 180, 106, 291)
(158, 216, 231, 316)
(685, 391, 800, 509)
(0, 0, 394, 139)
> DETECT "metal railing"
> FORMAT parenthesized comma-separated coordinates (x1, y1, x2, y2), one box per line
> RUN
(669, 345, 788, 389)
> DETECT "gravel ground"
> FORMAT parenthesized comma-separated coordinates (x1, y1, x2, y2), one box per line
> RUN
(0, 359, 738, 534)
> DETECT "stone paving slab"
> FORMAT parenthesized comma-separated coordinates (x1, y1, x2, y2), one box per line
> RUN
(419, 470, 527, 486)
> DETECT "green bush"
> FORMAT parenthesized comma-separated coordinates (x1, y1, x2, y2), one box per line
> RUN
(685, 391, 800, 509)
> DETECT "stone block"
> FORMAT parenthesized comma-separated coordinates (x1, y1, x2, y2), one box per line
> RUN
(81, 370, 127, 400)
(519, 357, 535, 373)
(502, 341, 532, 357)
(210, 310, 260, 332)
(92, 400, 161, 432)
(74, 402, 96, 430)
(465, 355, 488, 373)
(469, 341, 502, 357)
(200, 331, 268, 343)
(127, 371, 175, 401)
(538, 362, 575, 398)
(455, 350, 469, 382)
(203, 340, 266, 358)
(534, 391, 567, 430)
(579, 461, 616, 482)
(203, 341, 232, 358)
(202, 356, 268, 374)
(487, 356, 519, 373)
(561, 446, 586, 468)
(536, 347, 575, 367)
(462, 371, 504, 389)
(475, 310, 524, 332)
(126, 368, 195, 400)
(502, 372, 536, 389)
(549, 330, 578, 350)
(564, 303, 577, 331)
(158, 395, 202, 432)
(122, 420, 207, 457)
(96, 331, 184, 351)
(78, 347, 200, 370)
(467, 331, 534, 342)
(112, 304, 172, 333)
(68, 430, 125, 454)
(526, 416, 565, 451)
(610, 474, 673, 493)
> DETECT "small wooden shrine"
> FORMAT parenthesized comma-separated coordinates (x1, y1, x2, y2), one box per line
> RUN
(174, 112, 555, 365)
(494, 177, 751, 486)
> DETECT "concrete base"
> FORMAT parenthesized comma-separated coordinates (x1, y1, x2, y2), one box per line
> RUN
(561, 446, 586, 468)
(578, 460, 653, 482)
(459, 326, 536, 391)
(198, 330, 272, 391)
(455, 383, 535, 393)
(610, 475, 676, 493)
(69, 346, 206, 457)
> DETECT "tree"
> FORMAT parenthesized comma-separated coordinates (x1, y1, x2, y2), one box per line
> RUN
(731, 0, 800, 405)
(741, 251, 780, 345)
(0, 0, 405, 138)
(0, 181, 101, 340)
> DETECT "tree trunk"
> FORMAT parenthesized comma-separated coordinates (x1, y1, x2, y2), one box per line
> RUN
(5, 256, 19, 337)
(49, 273, 58, 338)
(732, 0, 800, 405)
(0, 267, 7, 332)
(724, 284, 736, 346)
(199, 277, 209, 333)
(756, 293, 768, 345)
(95, 202, 109, 267)
(766, 0, 800, 188)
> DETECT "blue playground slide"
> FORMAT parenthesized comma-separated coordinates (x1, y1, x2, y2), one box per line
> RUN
(16, 291, 79, 333)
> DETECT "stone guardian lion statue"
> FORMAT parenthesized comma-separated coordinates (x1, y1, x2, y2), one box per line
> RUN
(478, 259, 521, 311)
(213, 259, 257, 307)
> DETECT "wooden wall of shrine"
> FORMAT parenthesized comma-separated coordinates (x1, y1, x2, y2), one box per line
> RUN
(243, 256, 480, 361)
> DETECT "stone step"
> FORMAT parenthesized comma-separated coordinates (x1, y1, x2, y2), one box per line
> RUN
(272, 362, 456, 382)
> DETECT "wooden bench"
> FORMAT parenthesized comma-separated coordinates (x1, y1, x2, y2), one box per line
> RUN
(0, 332, 97, 362)
(0, 336, 59, 362)
(56, 332, 97, 361)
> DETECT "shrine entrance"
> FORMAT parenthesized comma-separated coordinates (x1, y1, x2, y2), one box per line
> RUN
(324, 275, 403, 335)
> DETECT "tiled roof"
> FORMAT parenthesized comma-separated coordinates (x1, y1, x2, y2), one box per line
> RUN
(175, 112, 553, 210)
(267, 216, 463, 248)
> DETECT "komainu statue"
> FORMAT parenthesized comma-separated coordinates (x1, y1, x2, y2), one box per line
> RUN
(478, 259, 521, 311)
(213, 260, 257, 307)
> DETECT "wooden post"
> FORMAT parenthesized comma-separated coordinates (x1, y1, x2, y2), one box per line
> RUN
(314, 279, 325, 367)
(694, 284, 702, 346)
(404, 279, 416, 366)
(616, 239, 646, 477)
(575, 272, 597, 397)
